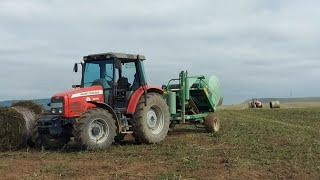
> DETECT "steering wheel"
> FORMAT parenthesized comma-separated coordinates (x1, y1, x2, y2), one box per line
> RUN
(104, 75, 113, 81)
(103, 75, 114, 87)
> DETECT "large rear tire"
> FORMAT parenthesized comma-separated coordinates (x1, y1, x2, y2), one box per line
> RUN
(132, 93, 170, 143)
(31, 115, 70, 150)
(73, 108, 116, 150)
(204, 113, 220, 133)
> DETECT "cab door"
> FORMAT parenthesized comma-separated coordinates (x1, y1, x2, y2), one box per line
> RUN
(114, 61, 137, 110)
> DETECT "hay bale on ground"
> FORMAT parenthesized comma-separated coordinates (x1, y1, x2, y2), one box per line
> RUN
(0, 100, 42, 151)
(11, 106, 37, 145)
(12, 100, 44, 115)
(0, 107, 27, 151)
(270, 101, 281, 108)
(11, 101, 44, 146)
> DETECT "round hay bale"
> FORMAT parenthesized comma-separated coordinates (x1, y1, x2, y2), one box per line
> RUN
(0, 107, 27, 151)
(270, 101, 280, 108)
(11, 100, 44, 115)
(11, 106, 37, 145)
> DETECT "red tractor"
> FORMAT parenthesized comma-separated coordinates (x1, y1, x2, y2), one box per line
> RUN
(249, 99, 263, 108)
(32, 52, 170, 150)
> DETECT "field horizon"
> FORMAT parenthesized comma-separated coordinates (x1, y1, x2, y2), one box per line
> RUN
(1, 96, 320, 108)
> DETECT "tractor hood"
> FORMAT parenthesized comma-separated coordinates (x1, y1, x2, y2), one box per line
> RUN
(51, 85, 105, 117)
(52, 86, 103, 99)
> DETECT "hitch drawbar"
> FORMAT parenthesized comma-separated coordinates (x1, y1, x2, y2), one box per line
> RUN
(37, 114, 75, 136)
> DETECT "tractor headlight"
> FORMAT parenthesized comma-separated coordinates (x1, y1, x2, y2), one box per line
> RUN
(50, 98, 64, 115)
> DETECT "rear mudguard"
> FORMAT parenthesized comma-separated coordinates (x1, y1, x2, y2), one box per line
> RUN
(126, 86, 163, 114)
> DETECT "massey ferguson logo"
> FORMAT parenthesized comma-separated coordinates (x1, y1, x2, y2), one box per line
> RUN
(71, 90, 103, 98)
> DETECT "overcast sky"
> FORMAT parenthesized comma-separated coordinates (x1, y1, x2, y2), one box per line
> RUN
(0, 0, 319, 104)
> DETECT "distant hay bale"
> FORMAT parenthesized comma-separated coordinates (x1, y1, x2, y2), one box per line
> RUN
(270, 101, 280, 108)
(0, 107, 27, 151)
(12, 100, 44, 115)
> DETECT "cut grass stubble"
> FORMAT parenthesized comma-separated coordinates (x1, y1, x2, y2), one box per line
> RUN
(0, 107, 319, 179)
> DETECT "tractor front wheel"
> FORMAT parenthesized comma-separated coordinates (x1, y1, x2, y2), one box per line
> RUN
(204, 113, 220, 133)
(73, 108, 116, 150)
(132, 93, 170, 143)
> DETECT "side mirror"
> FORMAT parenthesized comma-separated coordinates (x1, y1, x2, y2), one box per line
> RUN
(72, 85, 81, 88)
(73, 63, 78, 72)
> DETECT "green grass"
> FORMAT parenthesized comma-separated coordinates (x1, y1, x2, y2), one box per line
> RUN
(216, 109, 320, 170)
(0, 107, 319, 179)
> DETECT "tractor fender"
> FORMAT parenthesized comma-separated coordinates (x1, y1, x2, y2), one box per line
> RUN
(87, 101, 121, 133)
(127, 86, 164, 114)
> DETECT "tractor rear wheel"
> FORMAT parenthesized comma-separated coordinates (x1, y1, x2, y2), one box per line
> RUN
(31, 115, 70, 150)
(73, 108, 116, 150)
(132, 93, 170, 143)
(204, 113, 220, 133)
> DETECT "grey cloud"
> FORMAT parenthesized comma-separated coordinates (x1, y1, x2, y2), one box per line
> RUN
(0, 0, 320, 103)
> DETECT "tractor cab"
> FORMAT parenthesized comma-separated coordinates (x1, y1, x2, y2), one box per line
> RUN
(74, 53, 147, 112)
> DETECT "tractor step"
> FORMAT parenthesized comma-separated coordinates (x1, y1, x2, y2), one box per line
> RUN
(121, 125, 132, 130)
(115, 108, 127, 113)
(120, 131, 133, 134)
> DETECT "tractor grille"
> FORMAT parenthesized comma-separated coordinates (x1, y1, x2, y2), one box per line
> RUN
(70, 102, 82, 113)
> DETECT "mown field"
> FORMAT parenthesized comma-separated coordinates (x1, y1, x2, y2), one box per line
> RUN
(1, 105, 320, 179)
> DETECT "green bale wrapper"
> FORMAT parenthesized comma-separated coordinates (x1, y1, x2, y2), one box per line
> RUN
(166, 71, 222, 125)
(181, 74, 222, 114)
(194, 75, 222, 111)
